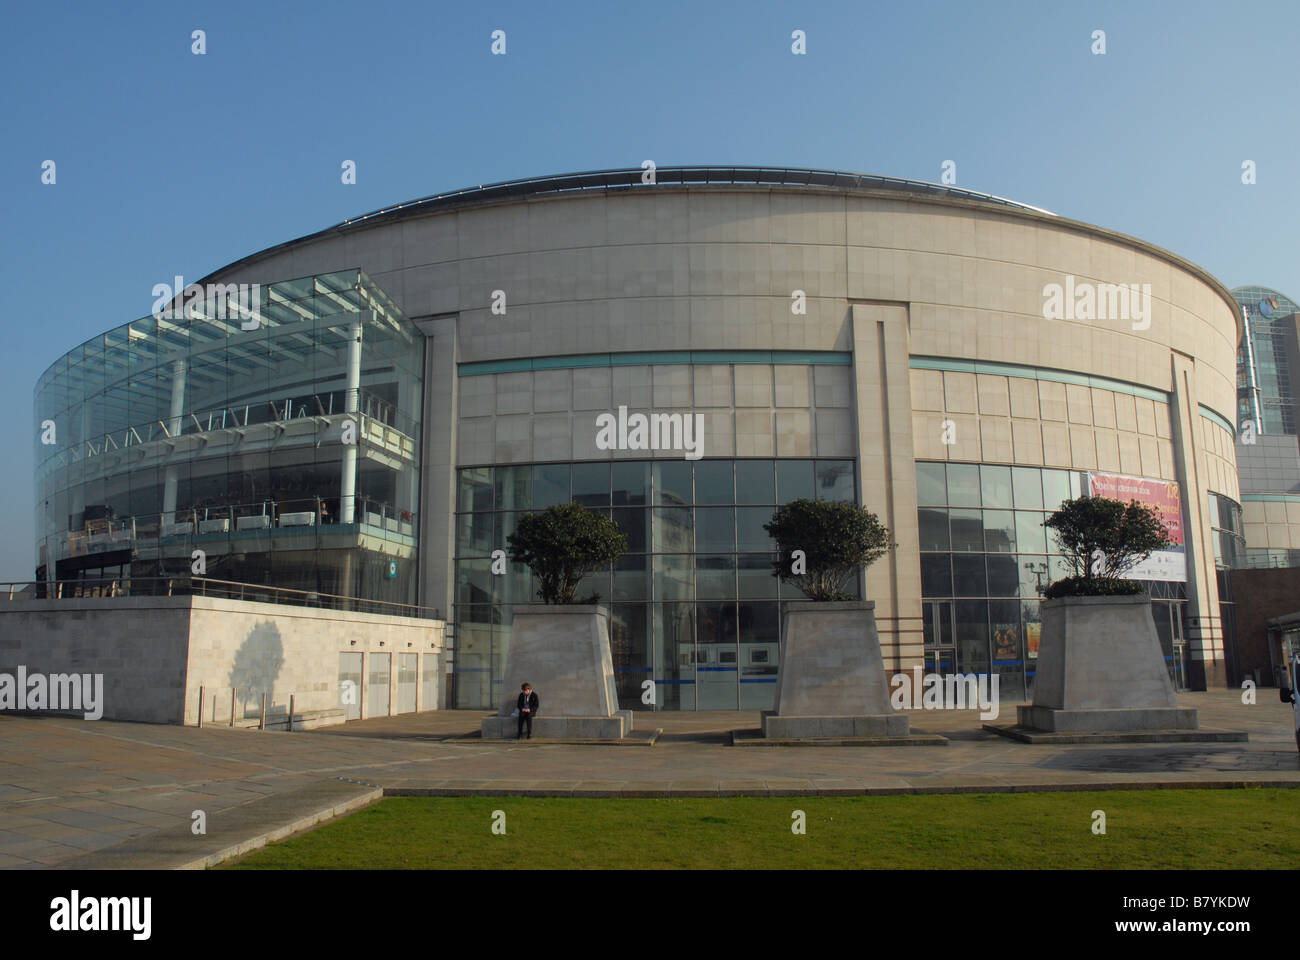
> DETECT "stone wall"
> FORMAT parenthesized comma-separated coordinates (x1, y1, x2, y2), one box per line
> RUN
(0, 596, 444, 725)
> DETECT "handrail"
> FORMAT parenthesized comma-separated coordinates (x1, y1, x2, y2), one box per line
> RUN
(337, 165, 1057, 228)
(1, 576, 440, 619)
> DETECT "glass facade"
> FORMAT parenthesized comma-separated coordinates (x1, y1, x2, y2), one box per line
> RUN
(453, 458, 858, 711)
(916, 462, 1191, 697)
(1233, 286, 1300, 436)
(32, 270, 425, 605)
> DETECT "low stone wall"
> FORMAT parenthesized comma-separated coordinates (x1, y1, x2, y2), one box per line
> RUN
(0, 596, 444, 726)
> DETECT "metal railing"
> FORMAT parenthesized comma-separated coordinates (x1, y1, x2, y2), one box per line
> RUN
(41, 497, 417, 563)
(337, 165, 1057, 228)
(1, 576, 440, 619)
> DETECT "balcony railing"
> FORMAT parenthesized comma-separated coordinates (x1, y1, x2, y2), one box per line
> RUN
(44, 498, 417, 562)
(2, 576, 440, 619)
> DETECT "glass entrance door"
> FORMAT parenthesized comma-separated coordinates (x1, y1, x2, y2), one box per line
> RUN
(923, 600, 956, 674)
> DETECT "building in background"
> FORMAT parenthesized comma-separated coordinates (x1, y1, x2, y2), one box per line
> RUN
(1230, 286, 1300, 569)
(28, 167, 1246, 710)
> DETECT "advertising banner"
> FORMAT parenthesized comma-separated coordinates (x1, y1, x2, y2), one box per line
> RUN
(1086, 472, 1187, 582)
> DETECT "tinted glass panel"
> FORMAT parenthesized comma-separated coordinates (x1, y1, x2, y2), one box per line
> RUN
(776, 460, 815, 503)
(986, 554, 1019, 596)
(571, 462, 610, 506)
(815, 461, 855, 502)
(980, 466, 1013, 509)
(654, 461, 692, 506)
(735, 460, 775, 504)
(918, 508, 950, 551)
(949, 509, 983, 552)
(695, 461, 734, 505)
(1012, 467, 1043, 509)
(947, 463, 980, 507)
(532, 464, 570, 507)
(920, 555, 952, 597)
(953, 555, 987, 596)
(612, 461, 649, 506)
(984, 510, 1016, 553)
(916, 462, 946, 506)
(1015, 511, 1048, 555)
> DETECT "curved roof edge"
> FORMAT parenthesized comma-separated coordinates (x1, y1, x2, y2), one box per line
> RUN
(185, 164, 1241, 344)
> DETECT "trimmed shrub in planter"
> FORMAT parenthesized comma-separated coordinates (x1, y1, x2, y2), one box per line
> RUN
(1042, 495, 1172, 598)
(507, 502, 627, 605)
(763, 498, 895, 600)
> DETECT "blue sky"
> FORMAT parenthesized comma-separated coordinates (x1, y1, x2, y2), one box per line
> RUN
(1, 0, 1297, 580)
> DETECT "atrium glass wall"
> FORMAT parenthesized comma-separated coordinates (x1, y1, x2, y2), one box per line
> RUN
(453, 458, 858, 711)
(33, 270, 424, 605)
(916, 462, 1190, 698)
(1233, 286, 1300, 436)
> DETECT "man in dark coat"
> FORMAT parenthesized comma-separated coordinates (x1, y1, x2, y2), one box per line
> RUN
(516, 682, 539, 740)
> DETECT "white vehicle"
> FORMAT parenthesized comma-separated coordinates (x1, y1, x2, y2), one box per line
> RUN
(1279, 655, 1300, 752)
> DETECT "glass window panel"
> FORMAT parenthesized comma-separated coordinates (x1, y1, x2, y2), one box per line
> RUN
(1015, 511, 1048, 555)
(653, 461, 692, 506)
(947, 463, 980, 507)
(532, 464, 570, 508)
(652, 507, 693, 553)
(738, 601, 780, 644)
(694, 461, 733, 504)
(953, 555, 987, 596)
(1048, 553, 1073, 584)
(458, 467, 492, 513)
(986, 555, 1019, 596)
(695, 507, 735, 552)
(456, 511, 493, 556)
(612, 461, 649, 506)
(738, 553, 779, 599)
(1018, 555, 1049, 598)
(815, 460, 855, 502)
(918, 508, 950, 551)
(613, 554, 648, 601)
(696, 555, 736, 599)
(610, 604, 650, 710)
(949, 509, 983, 552)
(920, 555, 952, 597)
(735, 460, 775, 504)
(776, 460, 814, 503)
(696, 602, 737, 644)
(654, 554, 695, 602)
(955, 599, 991, 675)
(1012, 467, 1043, 509)
(736, 506, 776, 551)
(1041, 470, 1070, 511)
(456, 559, 496, 605)
(980, 465, 1013, 508)
(494, 511, 530, 555)
(571, 462, 610, 507)
(983, 509, 1016, 553)
(611, 507, 648, 553)
(575, 564, 611, 604)
(916, 462, 947, 506)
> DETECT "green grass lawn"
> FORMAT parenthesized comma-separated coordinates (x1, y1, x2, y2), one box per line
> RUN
(224, 789, 1300, 869)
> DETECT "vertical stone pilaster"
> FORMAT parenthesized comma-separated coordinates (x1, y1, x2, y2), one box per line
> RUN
(850, 303, 924, 675)
(1168, 353, 1225, 689)
(417, 317, 459, 702)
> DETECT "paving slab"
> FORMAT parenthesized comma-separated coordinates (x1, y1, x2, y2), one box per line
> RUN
(0, 690, 1297, 869)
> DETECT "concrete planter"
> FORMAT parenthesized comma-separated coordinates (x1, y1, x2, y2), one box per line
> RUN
(1018, 594, 1197, 732)
(480, 604, 633, 739)
(763, 601, 909, 738)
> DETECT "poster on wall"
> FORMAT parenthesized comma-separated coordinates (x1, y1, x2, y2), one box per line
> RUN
(1025, 621, 1041, 660)
(1086, 472, 1187, 582)
(993, 624, 1019, 661)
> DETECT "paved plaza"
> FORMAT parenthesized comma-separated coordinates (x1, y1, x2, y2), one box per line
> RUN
(0, 690, 1296, 868)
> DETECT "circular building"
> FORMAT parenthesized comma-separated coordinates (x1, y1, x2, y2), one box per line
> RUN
(34, 166, 1244, 711)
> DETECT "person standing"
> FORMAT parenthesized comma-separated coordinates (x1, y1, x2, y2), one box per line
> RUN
(516, 682, 539, 740)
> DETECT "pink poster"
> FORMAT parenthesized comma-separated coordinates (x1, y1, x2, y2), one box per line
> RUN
(1086, 473, 1183, 547)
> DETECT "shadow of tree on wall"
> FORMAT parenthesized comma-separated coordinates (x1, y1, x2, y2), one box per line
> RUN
(229, 622, 285, 719)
